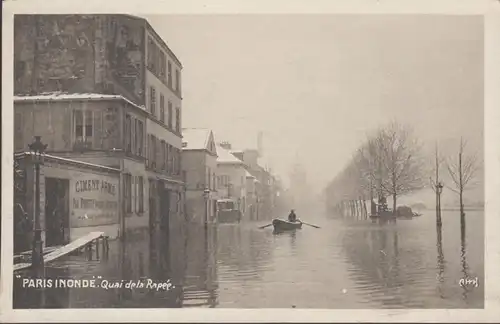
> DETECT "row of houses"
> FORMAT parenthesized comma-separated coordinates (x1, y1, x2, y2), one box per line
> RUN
(12, 14, 281, 254)
(181, 130, 281, 225)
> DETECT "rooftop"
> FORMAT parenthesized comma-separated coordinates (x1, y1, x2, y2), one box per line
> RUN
(14, 92, 147, 112)
(181, 128, 212, 150)
(216, 144, 245, 165)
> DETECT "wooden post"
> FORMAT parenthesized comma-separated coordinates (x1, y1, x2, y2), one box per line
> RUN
(96, 238, 100, 260)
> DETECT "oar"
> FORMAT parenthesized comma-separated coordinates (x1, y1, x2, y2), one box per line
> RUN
(300, 221, 320, 229)
(259, 223, 273, 229)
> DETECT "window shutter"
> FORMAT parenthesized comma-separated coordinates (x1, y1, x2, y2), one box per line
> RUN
(131, 176, 135, 213)
(93, 110, 103, 149)
(131, 118, 136, 155)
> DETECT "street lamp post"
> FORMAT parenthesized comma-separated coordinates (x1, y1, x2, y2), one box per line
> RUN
(28, 136, 48, 271)
(436, 182, 444, 227)
(203, 188, 210, 228)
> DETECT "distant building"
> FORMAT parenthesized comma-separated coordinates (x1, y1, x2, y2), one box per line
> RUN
(244, 171, 258, 221)
(289, 159, 312, 211)
(216, 142, 248, 219)
(181, 128, 218, 225)
(231, 148, 279, 220)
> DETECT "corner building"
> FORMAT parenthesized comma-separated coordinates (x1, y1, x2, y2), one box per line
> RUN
(13, 15, 185, 261)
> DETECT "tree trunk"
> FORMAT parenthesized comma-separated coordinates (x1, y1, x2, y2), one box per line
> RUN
(459, 150, 465, 226)
(392, 193, 397, 217)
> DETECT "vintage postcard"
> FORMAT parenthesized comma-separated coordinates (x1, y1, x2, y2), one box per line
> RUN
(1, 0, 500, 322)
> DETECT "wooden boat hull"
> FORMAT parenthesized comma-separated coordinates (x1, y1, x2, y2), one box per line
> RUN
(272, 218, 302, 232)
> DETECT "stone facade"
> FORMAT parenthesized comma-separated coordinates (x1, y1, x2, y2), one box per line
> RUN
(14, 15, 147, 105)
(13, 15, 185, 250)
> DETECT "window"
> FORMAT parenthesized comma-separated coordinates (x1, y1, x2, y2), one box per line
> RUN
(212, 172, 216, 190)
(160, 51, 166, 82)
(160, 94, 165, 123)
(171, 147, 176, 175)
(175, 107, 180, 133)
(167, 61, 172, 87)
(150, 86, 156, 115)
(148, 134, 157, 168)
(153, 136, 159, 170)
(131, 116, 136, 154)
(151, 43, 158, 74)
(136, 120, 144, 156)
(124, 114, 132, 153)
(131, 176, 135, 212)
(175, 69, 181, 92)
(168, 101, 173, 129)
(138, 176, 144, 212)
(167, 144, 172, 174)
(124, 174, 132, 213)
(161, 140, 166, 170)
(147, 37, 154, 70)
(74, 110, 93, 147)
(135, 176, 144, 213)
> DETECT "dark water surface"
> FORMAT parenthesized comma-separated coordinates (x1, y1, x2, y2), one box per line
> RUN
(14, 210, 484, 309)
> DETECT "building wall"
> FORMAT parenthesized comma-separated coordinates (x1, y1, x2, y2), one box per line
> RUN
(182, 151, 206, 190)
(245, 177, 257, 221)
(122, 158, 149, 231)
(182, 149, 217, 224)
(144, 24, 182, 139)
(14, 100, 123, 153)
(14, 15, 146, 106)
(216, 164, 247, 214)
(19, 156, 121, 246)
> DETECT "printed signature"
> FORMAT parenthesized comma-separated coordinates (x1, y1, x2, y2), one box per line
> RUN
(459, 277, 479, 288)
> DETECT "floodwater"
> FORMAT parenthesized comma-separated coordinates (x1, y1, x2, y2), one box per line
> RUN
(13, 209, 484, 309)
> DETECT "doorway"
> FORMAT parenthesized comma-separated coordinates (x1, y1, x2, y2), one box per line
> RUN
(158, 183, 171, 277)
(45, 177, 70, 247)
(159, 184, 171, 235)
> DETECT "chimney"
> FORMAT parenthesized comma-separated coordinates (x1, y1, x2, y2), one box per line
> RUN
(219, 141, 232, 150)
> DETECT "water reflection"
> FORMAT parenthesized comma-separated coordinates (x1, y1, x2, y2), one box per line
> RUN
(460, 220, 470, 302)
(13, 210, 484, 309)
(436, 224, 446, 299)
(182, 224, 218, 308)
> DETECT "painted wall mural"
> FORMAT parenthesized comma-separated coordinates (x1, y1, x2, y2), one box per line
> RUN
(104, 16, 145, 105)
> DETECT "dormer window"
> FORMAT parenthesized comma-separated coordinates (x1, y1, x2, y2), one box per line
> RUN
(182, 142, 187, 148)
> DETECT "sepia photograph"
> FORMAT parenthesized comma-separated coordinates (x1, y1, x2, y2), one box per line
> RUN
(2, 0, 499, 322)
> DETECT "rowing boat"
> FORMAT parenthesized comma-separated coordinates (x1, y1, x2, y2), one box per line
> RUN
(272, 218, 303, 232)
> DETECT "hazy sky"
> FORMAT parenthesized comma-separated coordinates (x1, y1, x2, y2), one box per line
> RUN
(146, 14, 484, 191)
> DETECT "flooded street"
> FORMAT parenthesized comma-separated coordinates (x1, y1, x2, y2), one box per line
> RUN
(215, 210, 483, 308)
(14, 209, 484, 309)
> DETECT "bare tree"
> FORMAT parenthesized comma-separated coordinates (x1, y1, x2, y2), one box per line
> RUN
(325, 121, 425, 219)
(446, 137, 480, 221)
(376, 122, 425, 215)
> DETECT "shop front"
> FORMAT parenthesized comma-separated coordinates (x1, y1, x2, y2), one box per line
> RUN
(14, 153, 121, 250)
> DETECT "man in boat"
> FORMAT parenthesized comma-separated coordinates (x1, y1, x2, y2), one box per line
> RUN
(288, 209, 297, 222)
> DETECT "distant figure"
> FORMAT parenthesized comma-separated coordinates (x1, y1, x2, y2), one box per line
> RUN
(288, 209, 297, 222)
(378, 196, 388, 213)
